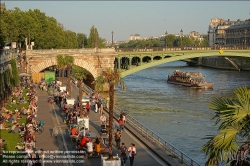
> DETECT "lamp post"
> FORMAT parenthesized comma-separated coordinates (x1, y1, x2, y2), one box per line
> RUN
(165, 31, 168, 48)
(94, 28, 98, 49)
(245, 29, 247, 49)
(111, 31, 114, 48)
(180, 29, 183, 47)
(82, 35, 85, 48)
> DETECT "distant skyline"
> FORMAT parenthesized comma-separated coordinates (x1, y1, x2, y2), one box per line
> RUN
(4, 1, 250, 42)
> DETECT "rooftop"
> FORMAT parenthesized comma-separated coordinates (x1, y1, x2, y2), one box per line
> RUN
(226, 21, 250, 30)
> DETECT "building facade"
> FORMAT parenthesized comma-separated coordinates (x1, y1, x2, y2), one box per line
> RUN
(129, 34, 142, 41)
(225, 19, 250, 47)
(208, 18, 250, 47)
(0, 2, 6, 11)
(214, 19, 236, 45)
(208, 18, 225, 46)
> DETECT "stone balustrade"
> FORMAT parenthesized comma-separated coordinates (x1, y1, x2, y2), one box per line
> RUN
(26, 48, 116, 55)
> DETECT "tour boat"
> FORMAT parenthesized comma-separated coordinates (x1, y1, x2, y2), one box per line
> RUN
(167, 70, 214, 88)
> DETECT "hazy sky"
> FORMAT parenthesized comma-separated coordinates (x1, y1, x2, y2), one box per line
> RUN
(5, 1, 250, 42)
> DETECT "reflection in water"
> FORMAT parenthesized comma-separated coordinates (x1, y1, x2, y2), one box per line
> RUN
(115, 61, 250, 165)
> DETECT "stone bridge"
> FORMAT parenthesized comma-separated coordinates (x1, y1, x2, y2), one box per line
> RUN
(26, 48, 117, 85)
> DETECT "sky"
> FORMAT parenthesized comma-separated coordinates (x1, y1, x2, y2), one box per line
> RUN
(4, 1, 250, 42)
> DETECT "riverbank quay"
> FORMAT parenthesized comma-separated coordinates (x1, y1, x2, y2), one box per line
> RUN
(34, 85, 170, 166)
(81, 84, 199, 166)
(70, 86, 167, 166)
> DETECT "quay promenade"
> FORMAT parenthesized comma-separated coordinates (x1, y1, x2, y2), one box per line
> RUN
(34, 86, 188, 166)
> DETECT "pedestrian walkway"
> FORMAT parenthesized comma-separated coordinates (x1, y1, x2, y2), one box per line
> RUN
(35, 85, 186, 166)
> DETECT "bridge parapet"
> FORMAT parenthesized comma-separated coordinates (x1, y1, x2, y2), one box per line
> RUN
(117, 46, 250, 52)
(26, 48, 116, 55)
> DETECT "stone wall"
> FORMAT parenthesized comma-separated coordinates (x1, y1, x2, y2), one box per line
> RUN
(201, 57, 250, 70)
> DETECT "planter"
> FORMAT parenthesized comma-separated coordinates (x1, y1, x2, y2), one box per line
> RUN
(77, 117, 89, 130)
(101, 156, 121, 166)
(59, 86, 66, 91)
(66, 98, 75, 105)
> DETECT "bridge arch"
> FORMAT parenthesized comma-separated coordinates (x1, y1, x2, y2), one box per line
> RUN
(119, 50, 250, 77)
(30, 57, 98, 78)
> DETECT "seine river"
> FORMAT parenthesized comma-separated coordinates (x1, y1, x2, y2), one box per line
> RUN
(114, 61, 250, 165)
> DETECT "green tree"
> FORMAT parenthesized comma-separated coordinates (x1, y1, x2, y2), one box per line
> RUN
(165, 34, 176, 47)
(201, 35, 209, 46)
(98, 37, 107, 48)
(56, 54, 68, 84)
(77, 33, 87, 48)
(65, 56, 75, 98)
(94, 68, 125, 160)
(87, 25, 99, 48)
(201, 87, 250, 165)
(72, 65, 87, 117)
(10, 59, 19, 86)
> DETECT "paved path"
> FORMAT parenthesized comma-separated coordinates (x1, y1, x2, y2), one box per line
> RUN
(35, 86, 185, 166)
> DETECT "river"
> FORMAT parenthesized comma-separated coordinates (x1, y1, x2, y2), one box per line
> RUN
(114, 61, 250, 165)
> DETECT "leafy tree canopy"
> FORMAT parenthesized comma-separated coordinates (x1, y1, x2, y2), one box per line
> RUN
(0, 8, 106, 49)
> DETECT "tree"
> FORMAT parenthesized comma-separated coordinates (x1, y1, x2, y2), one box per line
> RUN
(201, 87, 250, 165)
(94, 68, 125, 160)
(56, 54, 68, 85)
(165, 34, 176, 47)
(87, 25, 99, 48)
(77, 33, 87, 49)
(65, 56, 74, 98)
(201, 35, 209, 46)
(72, 65, 87, 117)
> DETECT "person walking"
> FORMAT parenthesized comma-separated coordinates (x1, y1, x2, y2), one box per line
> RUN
(119, 143, 128, 166)
(115, 129, 121, 148)
(100, 113, 106, 126)
(118, 117, 124, 132)
(127, 143, 136, 166)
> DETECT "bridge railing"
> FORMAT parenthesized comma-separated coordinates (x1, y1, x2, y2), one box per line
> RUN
(81, 82, 201, 166)
(26, 48, 116, 55)
(117, 46, 250, 52)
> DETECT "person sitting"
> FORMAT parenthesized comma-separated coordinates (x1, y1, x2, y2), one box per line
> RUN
(94, 138, 105, 155)
(20, 98, 25, 104)
(19, 123, 26, 135)
(0, 121, 8, 130)
(77, 136, 87, 150)
(0, 137, 5, 147)
(9, 122, 19, 133)
(86, 139, 93, 156)
(70, 125, 78, 140)
(12, 99, 17, 104)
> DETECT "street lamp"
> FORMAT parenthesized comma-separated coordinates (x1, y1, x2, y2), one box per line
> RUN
(180, 29, 183, 47)
(82, 35, 85, 49)
(245, 29, 247, 48)
(94, 28, 98, 49)
(165, 31, 168, 48)
(111, 31, 114, 48)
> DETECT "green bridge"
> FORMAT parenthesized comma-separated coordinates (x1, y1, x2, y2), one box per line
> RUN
(115, 49, 250, 77)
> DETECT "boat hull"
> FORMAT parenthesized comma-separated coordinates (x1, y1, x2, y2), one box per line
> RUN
(167, 80, 214, 88)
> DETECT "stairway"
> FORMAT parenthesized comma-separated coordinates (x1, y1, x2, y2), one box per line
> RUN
(224, 57, 240, 71)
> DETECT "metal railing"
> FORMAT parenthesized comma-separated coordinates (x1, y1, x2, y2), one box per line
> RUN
(117, 46, 250, 52)
(81, 83, 201, 166)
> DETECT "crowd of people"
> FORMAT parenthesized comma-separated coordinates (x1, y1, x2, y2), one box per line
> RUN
(0, 76, 45, 166)
(1, 75, 138, 165)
